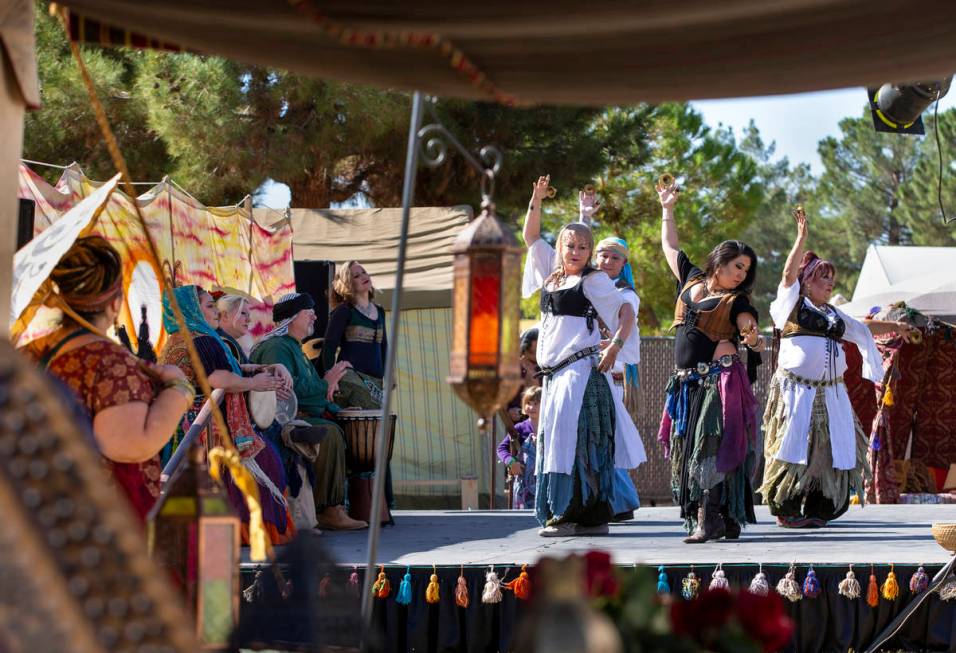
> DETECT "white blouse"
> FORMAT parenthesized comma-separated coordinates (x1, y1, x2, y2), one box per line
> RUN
(768, 281, 883, 469)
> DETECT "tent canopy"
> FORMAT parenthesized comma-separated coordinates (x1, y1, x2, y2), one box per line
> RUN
(58, 0, 956, 107)
(265, 206, 473, 310)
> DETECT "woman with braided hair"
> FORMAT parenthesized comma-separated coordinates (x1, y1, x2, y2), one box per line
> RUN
(30, 236, 194, 521)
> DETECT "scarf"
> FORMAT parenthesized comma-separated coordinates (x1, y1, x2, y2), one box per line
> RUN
(162, 285, 242, 374)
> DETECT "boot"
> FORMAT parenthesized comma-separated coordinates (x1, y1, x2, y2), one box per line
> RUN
(683, 490, 725, 544)
(317, 505, 368, 531)
(724, 516, 741, 540)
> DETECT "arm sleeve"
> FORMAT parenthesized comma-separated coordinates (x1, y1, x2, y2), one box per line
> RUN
(730, 294, 759, 326)
(836, 308, 885, 383)
(616, 290, 641, 365)
(676, 250, 703, 288)
(194, 335, 232, 377)
(582, 270, 625, 334)
(521, 238, 556, 298)
(769, 281, 800, 329)
(321, 304, 350, 371)
(497, 435, 514, 464)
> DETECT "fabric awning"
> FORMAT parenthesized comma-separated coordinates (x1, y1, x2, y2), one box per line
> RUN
(58, 0, 956, 106)
(261, 206, 473, 310)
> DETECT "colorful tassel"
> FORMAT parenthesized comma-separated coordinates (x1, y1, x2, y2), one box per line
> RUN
(866, 567, 879, 607)
(681, 568, 700, 600)
(347, 566, 360, 597)
(881, 564, 899, 601)
(482, 567, 503, 604)
(372, 565, 390, 599)
(749, 565, 770, 596)
(709, 564, 729, 591)
(910, 566, 929, 594)
(838, 565, 861, 599)
(803, 566, 821, 598)
(425, 565, 440, 604)
(657, 566, 671, 595)
(776, 565, 802, 603)
(455, 568, 470, 608)
(883, 384, 895, 407)
(319, 573, 333, 598)
(396, 567, 413, 606)
(506, 564, 531, 600)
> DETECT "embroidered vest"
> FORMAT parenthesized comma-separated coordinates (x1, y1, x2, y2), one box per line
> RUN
(672, 276, 740, 342)
(540, 267, 598, 333)
(780, 298, 846, 341)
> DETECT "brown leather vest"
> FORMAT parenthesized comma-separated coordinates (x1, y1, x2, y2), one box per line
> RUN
(672, 276, 740, 342)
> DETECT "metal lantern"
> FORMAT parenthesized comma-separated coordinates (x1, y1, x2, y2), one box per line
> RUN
(147, 444, 240, 649)
(448, 200, 523, 427)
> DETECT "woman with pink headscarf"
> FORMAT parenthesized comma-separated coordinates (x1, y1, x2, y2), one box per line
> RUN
(760, 208, 916, 528)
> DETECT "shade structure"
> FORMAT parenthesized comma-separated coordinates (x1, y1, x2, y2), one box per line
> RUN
(57, 0, 956, 107)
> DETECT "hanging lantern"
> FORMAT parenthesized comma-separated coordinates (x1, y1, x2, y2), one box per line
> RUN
(147, 444, 240, 650)
(448, 200, 523, 429)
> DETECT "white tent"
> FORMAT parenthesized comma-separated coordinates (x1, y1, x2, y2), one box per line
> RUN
(842, 245, 956, 322)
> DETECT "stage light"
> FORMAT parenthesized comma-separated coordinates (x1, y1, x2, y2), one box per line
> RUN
(868, 76, 952, 135)
(447, 199, 523, 431)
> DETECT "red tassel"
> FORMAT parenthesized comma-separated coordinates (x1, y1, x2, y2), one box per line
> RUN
(319, 573, 332, 598)
(506, 564, 531, 600)
(867, 568, 880, 608)
(455, 566, 469, 608)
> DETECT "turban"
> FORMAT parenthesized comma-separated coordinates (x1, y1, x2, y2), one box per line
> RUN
(273, 292, 315, 324)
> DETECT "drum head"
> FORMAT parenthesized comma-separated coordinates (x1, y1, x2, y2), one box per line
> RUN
(248, 390, 277, 429)
(275, 392, 299, 426)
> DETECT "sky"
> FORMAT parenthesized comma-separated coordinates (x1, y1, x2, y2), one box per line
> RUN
(257, 86, 956, 208)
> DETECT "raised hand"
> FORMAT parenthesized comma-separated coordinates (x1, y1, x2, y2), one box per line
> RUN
(578, 188, 600, 224)
(531, 175, 551, 202)
(656, 178, 680, 209)
(792, 205, 808, 242)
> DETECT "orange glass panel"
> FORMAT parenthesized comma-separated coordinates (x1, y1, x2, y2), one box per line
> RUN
(468, 254, 501, 368)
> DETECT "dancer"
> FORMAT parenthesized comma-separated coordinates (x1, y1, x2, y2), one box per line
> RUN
(657, 177, 764, 543)
(594, 236, 642, 521)
(522, 175, 646, 537)
(760, 208, 915, 527)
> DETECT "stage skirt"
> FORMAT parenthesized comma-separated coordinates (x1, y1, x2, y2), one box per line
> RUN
(759, 372, 870, 522)
(659, 359, 757, 534)
(535, 367, 616, 527)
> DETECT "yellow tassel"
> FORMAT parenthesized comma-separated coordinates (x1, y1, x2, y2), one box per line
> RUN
(883, 385, 895, 407)
(881, 565, 899, 601)
(426, 566, 440, 604)
(208, 446, 269, 562)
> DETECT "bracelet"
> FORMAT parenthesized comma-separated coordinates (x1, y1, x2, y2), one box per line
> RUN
(612, 337, 625, 348)
(163, 378, 196, 401)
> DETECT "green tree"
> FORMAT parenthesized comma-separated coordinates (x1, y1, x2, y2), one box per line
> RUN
(897, 107, 956, 246)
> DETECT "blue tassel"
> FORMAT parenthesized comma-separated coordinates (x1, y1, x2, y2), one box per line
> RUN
(396, 567, 413, 606)
(803, 567, 821, 598)
(657, 566, 670, 595)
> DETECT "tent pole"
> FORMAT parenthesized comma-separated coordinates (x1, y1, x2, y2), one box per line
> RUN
(360, 90, 424, 633)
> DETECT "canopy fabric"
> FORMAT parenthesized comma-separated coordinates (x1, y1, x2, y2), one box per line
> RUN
(265, 206, 473, 310)
(58, 0, 956, 106)
(17, 163, 294, 346)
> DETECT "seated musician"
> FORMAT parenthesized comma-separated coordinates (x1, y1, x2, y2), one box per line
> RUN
(251, 292, 367, 531)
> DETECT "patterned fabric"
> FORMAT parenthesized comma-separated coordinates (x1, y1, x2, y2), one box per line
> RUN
(48, 340, 161, 521)
(535, 367, 615, 527)
(760, 372, 870, 520)
(162, 285, 241, 374)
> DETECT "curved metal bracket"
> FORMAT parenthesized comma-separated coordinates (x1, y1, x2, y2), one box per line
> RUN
(416, 121, 502, 207)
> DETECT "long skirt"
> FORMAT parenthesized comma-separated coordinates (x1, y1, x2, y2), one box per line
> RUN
(659, 360, 758, 534)
(759, 374, 870, 522)
(535, 367, 616, 528)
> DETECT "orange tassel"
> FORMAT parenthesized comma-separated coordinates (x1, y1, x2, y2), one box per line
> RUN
(372, 565, 391, 599)
(867, 568, 879, 607)
(455, 567, 469, 608)
(506, 564, 531, 600)
(426, 566, 440, 604)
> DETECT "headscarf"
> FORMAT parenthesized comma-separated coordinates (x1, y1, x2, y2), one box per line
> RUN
(595, 236, 635, 289)
(596, 236, 639, 388)
(162, 285, 242, 374)
(259, 292, 315, 343)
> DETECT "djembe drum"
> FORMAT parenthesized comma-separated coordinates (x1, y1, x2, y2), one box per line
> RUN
(337, 409, 397, 525)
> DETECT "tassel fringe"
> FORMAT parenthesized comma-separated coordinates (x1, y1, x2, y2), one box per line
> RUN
(396, 567, 413, 606)
(881, 565, 899, 601)
(681, 569, 700, 600)
(776, 566, 802, 603)
(802, 566, 821, 599)
(455, 569, 470, 608)
(866, 568, 879, 607)
(709, 565, 729, 591)
(482, 568, 503, 604)
(909, 566, 929, 595)
(839, 566, 861, 599)
(657, 566, 671, 595)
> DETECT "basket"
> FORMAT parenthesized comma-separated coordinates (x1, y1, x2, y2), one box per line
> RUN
(931, 522, 956, 552)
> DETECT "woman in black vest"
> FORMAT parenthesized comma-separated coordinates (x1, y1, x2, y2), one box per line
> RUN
(522, 175, 646, 537)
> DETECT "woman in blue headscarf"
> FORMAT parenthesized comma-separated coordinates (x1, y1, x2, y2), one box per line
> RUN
(158, 285, 295, 545)
(594, 236, 642, 521)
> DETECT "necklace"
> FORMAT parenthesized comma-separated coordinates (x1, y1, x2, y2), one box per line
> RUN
(356, 302, 377, 320)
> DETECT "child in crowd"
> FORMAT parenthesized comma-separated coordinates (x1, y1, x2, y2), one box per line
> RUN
(497, 386, 541, 509)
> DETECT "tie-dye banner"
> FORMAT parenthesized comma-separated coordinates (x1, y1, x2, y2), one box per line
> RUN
(16, 163, 294, 349)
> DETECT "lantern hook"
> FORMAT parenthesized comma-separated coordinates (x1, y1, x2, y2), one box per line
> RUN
(417, 109, 502, 207)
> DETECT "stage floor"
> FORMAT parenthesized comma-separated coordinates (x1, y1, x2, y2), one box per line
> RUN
(297, 504, 956, 566)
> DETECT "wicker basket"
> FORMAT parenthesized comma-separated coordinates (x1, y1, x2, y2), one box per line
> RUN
(931, 522, 956, 552)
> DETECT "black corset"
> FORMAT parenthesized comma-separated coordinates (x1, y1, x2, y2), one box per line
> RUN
(540, 268, 597, 333)
(796, 303, 846, 340)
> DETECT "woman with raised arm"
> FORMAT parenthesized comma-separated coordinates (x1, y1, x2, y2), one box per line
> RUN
(760, 208, 916, 528)
(657, 178, 763, 543)
(522, 175, 646, 537)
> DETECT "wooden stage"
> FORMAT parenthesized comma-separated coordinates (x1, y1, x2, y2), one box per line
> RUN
(287, 504, 956, 567)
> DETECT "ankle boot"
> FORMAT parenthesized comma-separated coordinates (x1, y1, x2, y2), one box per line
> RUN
(683, 490, 726, 544)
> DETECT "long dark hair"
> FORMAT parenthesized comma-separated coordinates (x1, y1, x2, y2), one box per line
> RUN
(704, 240, 758, 294)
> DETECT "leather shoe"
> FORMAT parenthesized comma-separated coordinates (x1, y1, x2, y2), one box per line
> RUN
(317, 505, 368, 530)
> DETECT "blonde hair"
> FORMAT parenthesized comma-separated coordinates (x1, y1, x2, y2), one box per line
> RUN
(521, 385, 542, 410)
(216, 294, 247, 318)
(331, 260, 376, 308)
(543, 223, 594, 287)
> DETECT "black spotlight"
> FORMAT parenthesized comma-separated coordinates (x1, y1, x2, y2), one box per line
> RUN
(867, 76, 952, 135)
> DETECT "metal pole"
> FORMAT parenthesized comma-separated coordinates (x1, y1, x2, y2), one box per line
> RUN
(360, 91, 424, 632)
